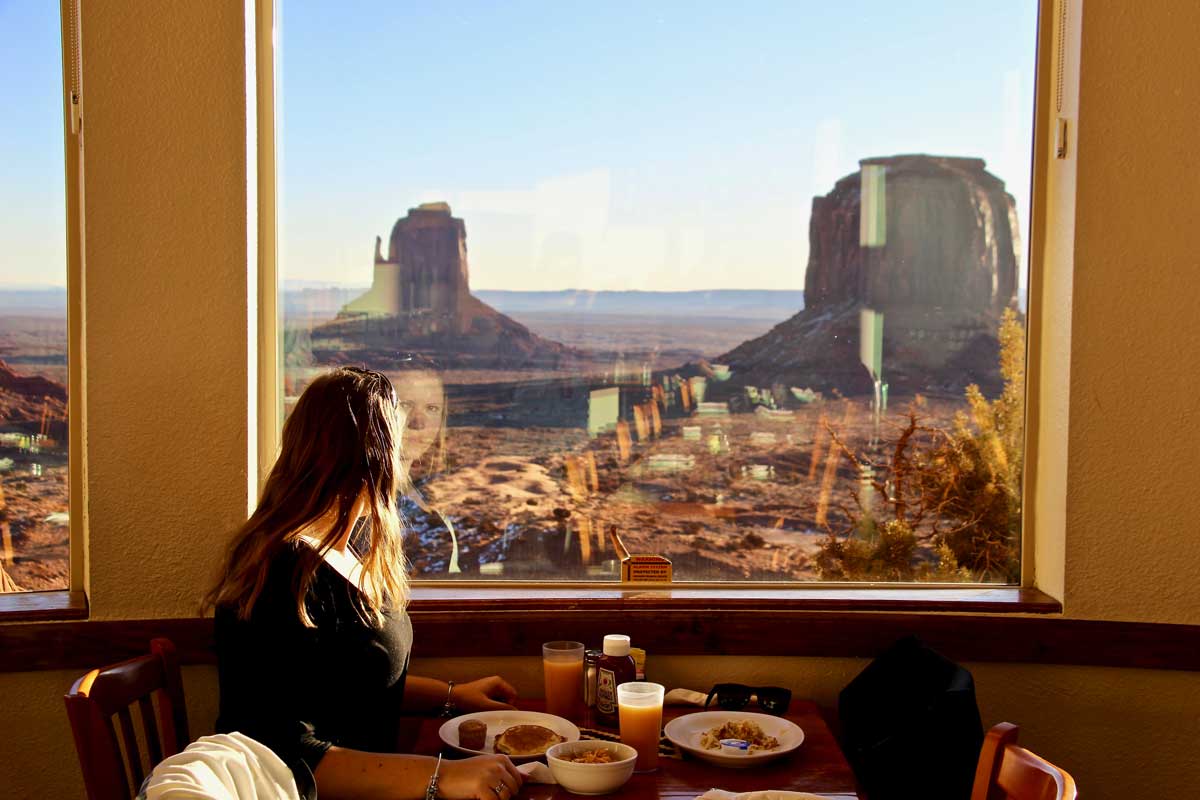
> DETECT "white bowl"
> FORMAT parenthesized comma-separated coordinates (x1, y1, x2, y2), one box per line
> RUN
(545, 741, 638, 795)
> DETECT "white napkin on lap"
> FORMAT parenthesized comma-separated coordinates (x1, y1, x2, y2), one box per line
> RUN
(516, 761, 556, 784)
(698, 791, 828, 800)
(142, 732, 301, 800)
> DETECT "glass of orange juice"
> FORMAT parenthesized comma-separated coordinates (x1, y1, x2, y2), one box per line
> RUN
(542, 641, 585, 720)
(617, 681, 665, 772)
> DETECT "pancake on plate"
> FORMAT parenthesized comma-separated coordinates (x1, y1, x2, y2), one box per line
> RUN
(493, 724, 565, 756)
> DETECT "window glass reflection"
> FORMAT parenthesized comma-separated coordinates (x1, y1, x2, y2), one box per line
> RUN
(280, 1, 1037, 583)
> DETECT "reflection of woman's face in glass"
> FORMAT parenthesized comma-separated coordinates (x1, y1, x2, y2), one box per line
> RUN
(396, 370, 444, 465)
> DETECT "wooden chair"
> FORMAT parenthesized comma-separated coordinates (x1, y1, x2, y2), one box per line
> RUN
(971, 722, 1078, 800)
(64, 638, 190, 800)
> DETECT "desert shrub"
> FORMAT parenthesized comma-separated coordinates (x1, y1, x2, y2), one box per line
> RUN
(922, 308, 1024, 581)
(816, 519, 917, 581)
(742, 531, 767, 548)
(817, 308, 1025, 582)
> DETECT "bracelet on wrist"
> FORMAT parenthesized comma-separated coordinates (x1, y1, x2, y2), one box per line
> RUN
(425, 753, 443, 800)
(439, 680, 457, 718)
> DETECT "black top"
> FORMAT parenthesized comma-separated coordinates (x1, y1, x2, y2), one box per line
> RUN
(215, 541, 413, 782)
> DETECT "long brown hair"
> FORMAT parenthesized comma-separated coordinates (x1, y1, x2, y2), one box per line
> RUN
(208, 367, 409, 626)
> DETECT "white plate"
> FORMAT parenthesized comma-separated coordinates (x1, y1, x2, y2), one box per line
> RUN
(663, 711, 804, 769)
(438, 710, 581, 760)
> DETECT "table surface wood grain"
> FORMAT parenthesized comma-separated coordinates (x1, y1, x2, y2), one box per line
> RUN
(408, 700, 861, 800)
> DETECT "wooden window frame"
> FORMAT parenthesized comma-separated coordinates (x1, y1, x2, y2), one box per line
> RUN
(1, 2, 1066, 628)
(0, 0, 86, 621)
(256, 0, 1063, 605)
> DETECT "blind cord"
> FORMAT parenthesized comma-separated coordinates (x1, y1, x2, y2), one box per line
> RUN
(66, 0, 82, 133)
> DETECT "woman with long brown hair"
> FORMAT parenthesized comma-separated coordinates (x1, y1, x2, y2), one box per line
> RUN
(209, 367, 523, 800)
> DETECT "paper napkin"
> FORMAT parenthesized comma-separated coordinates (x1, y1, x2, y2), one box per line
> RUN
(516, 761, 555, 784)
(697, 790, 828, 800)
(665, 688, 709, 706)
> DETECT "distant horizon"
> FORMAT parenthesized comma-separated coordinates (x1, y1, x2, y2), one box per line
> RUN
(0, 283, 66, 290)
(0, 282, 806, 294)
(283, 281, 804, 294)
(0, 281, 1032, 311)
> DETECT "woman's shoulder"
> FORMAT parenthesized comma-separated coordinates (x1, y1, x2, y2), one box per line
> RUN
(259, 539, 318, 591)
(216, 540, 328, 625)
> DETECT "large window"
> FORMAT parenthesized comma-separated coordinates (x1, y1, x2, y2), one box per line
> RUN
(0, 2, 72, 593)
(277, 1, 1038, 584)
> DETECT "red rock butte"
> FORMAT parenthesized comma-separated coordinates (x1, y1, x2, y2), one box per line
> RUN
(313, 203, 577, 369)
(342, 202, 471, 324)
(719, 154, 1022, 396)
(805, 155, 1019, 315)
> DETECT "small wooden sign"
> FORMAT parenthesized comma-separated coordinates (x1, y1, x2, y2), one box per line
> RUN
(621, 553, 673, 583)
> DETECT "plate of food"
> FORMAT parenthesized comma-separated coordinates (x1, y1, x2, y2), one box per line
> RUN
(663, 711, 803, 768)
(439, 711, 581, 760)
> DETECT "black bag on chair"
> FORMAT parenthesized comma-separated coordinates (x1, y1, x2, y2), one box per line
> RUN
(838, 636, 983, 800)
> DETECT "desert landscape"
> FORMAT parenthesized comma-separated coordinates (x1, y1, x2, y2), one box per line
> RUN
(404, 385, 973, 582)
(0, 310, 70, 591)
(2, 154, 1026, 591)
(288, 156, 1025, 585)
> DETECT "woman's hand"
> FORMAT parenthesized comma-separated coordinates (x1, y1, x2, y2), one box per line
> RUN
(439, 754, 523, 800)
(452, 676, 519, 712)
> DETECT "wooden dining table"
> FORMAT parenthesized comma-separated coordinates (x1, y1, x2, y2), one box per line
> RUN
(407, 700, 861, 800)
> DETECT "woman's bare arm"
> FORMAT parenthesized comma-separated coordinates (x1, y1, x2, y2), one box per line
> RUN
(403, 675, 518, 714)
(314, 748, 522, 800)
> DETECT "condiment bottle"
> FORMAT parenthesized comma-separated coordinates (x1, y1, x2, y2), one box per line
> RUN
(594, 634, 636, 727)
(584, 649, 601, 707)
(629, 646, 647, 681)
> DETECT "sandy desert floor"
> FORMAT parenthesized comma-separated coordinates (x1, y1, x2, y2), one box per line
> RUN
(5, 384, 984, 591)
(0, 314, 70, 592)
(2, 461, 70, 591)
(406, 390, 973, 582)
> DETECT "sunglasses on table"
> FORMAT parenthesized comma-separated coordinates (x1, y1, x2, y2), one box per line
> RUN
(705, 683, 792, 715)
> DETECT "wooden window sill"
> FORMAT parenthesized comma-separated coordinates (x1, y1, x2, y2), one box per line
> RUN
(0, 590, 88, 622)
(406, 585, 1062, 615)
(5, 587, 1198, 674)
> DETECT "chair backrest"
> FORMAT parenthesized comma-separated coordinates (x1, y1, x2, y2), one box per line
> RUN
(64, 638, 190, 800)
(971, 722, 1078, 800)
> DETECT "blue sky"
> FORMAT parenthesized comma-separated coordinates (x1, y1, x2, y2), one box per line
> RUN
(277, 0, 1039, 291)
(0, 0, 68, 287)
(1, 0, 1038, 292)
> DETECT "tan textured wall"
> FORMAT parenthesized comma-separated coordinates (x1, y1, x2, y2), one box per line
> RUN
(80, 1, 251, 620)
(3, 2, 1200, 800)
(0, 667, 219, 799)
(1061, 1, 1200, 624)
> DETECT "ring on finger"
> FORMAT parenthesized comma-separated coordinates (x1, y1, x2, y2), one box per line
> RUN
(493, 784, 506, 797)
